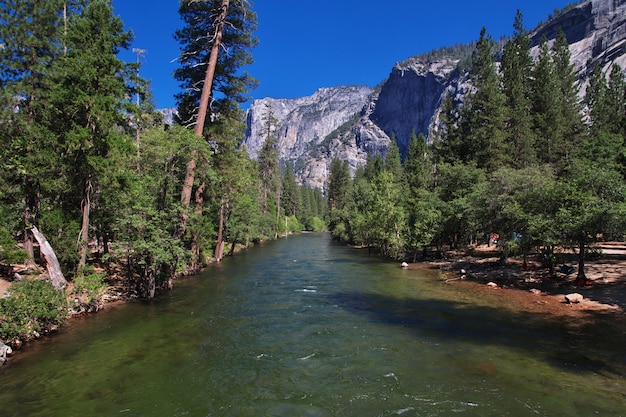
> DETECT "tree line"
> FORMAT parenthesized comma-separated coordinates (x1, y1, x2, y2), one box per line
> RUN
(327, 11, 626, 284)
(0, 0, 325, 311)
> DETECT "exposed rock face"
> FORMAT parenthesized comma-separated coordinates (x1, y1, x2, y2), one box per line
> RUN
(369, 59, 462, 156)
(243, 0, 626, 190)
(243, 86, 374, 189)
(244, 86, 373, 160)
(530, 0, 626, 76)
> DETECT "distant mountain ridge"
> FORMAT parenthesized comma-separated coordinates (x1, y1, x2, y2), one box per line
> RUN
(243, 0, 626, 190)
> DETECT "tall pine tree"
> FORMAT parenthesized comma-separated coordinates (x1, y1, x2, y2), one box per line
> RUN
(462, 27, 508, 171)
(502, 10, 535, 168)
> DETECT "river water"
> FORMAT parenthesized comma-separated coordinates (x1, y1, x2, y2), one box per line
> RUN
(1, 233, 625, 416)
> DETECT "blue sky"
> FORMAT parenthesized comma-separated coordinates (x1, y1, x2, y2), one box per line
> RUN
(112, 0, 573, 109)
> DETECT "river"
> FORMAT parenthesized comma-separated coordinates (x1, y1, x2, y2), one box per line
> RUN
(1, 232, 625, 416)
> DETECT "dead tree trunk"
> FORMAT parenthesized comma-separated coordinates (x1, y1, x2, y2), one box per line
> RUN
(78, 178, 92, 272)
(31, 227, 66, 291)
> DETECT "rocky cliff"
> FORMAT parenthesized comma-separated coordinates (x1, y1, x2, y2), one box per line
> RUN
(243, 0, 626, 191)
(244, 85, 374, 189)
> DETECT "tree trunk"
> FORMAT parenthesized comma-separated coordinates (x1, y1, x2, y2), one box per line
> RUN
(189, 180, 206, 272)
(215, 201, 226, 262)
(228, 238, 237, 256)
(194, 0, 229, 137)
(178, 0, 229, 241)
(23, 180, 40, 263)
(23, 204, 34, 262)
(31, 227, 66, 291)
(78, 178, 92, 272)
(576, 239, 589, 285)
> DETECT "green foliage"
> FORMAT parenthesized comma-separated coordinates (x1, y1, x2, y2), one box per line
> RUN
(0, 280, 67, 342)
(0, 227, 28, 265)
(174, 0, 258, 125)
(327, 158, 351, 211)
(284, 215, 304, 233)
(304, 216, 326, 232)
(73, 268, 107, 303)
(38, 209, 81, 274)
(462, 27, 508, 170)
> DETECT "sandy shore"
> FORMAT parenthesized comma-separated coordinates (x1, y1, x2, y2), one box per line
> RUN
(409, 242, 626, 319)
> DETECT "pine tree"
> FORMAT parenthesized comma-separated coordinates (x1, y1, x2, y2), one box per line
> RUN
(404, 132, 432, 192)
(0, 0, 83, 260)
(281, 163, 300, 217)
(173, 0, 258, 256)
(606, 64, 625, 137)
(47, 0, 137, 272)
(384, 135, 404, 183)
(552, 29, 584, 163)
(174, 0, 258, 127)
(531, 37, 563, 167)
(502, 10, 535, 168)
(432, 92, 462, 164)
(462, 27, 508, 170)
(327, 158, 351, 212)
(258, 104, 280, 215)
(585, 63, 609, 136)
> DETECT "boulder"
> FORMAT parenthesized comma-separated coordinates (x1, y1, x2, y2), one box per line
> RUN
(0, 342, 12, 364)
(565, 293, 584, 304)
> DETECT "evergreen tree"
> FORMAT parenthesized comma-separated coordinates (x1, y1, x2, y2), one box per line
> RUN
(501, 10, 535, 168)
(384, 136, 403, 183)
(281, 163, 300, 217)
(552, 29, 585, 164)
(585, 63, 610, 137)
(174, 0, 258, 127)
(257, 106, 280, 216)
(532, 37, 564, 167)
(606, 64, 625, 137)
(404, 131, 432, 192)
(327, 158, 351, 212)
(462, 27, 508, 170)
(432, 92, 463, 165)
(0, 0, 83, 260)
(47, 0, 137, 273)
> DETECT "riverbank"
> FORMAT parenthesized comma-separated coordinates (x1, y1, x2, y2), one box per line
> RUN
(2, 240, 625, 354)
(410, 242, 626, 318)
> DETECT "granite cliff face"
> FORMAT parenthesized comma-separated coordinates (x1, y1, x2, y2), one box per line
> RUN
(243, 0, 626, 190)
(530, 0, 626, 74)
(243, 86, 373, 189)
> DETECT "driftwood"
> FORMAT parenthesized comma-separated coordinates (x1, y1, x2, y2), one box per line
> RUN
(31, 227, 66, 291)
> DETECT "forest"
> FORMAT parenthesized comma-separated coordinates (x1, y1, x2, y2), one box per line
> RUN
(0, 1, 625, 346)
(0, 0, 326, 343)
(327, 13, 626, 285)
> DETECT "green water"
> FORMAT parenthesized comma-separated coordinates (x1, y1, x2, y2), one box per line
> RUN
(1, 233, 625, 416)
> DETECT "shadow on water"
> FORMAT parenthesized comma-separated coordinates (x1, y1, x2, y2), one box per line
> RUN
(329, 290, 626, 377)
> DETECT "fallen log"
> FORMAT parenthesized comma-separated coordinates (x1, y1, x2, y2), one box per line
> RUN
(31, 226, 66, 291)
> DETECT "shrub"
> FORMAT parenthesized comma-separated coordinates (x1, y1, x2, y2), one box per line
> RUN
(72, 269, 107, 303)
(305, 216, 327, 232)
(0, 280, 68, 342)
(0, 227, 28, 266)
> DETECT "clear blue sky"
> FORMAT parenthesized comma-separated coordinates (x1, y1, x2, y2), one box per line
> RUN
(111, 0, 572, 110)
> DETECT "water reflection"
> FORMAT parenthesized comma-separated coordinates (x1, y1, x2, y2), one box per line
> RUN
(329, 290, 625, 376)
